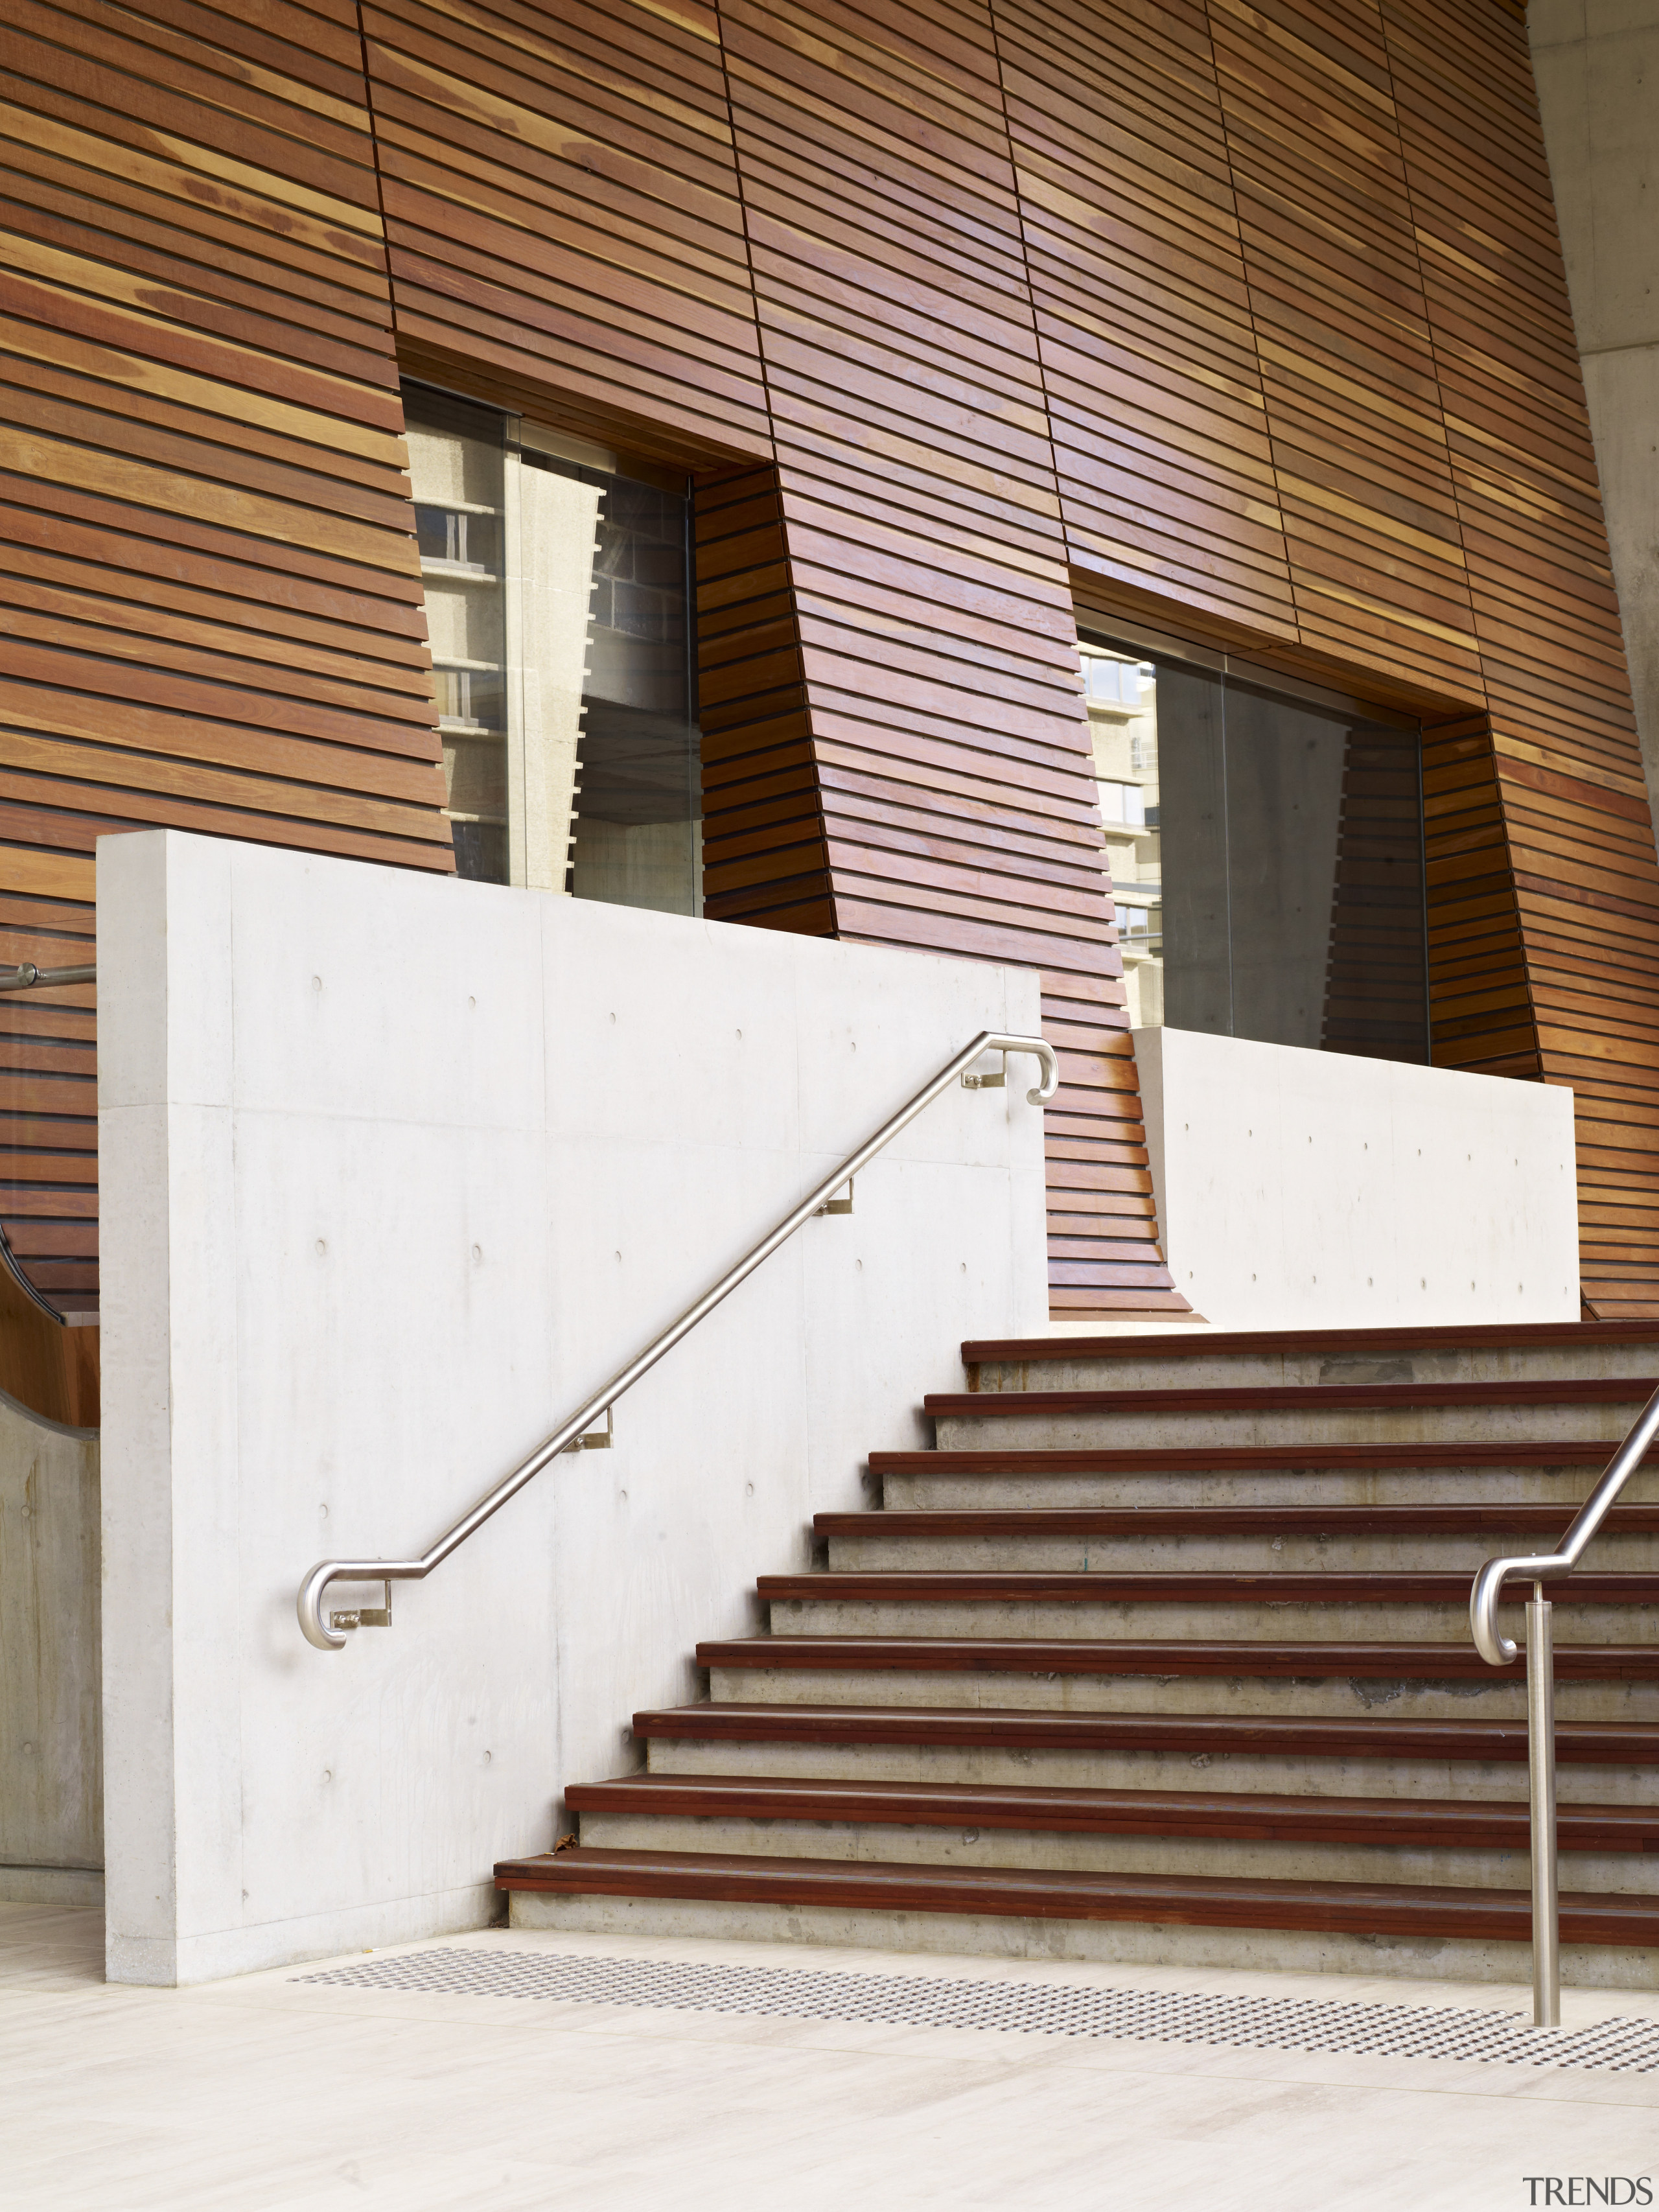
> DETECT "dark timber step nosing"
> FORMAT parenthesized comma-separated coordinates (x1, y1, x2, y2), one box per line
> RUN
(758, 1572, 1659, 1602)
(869, 1445, 1620, 1474)
(699, 1637, 1659, 1680)
(924, 1380, 1656, 1417)
(815, 1506, 1659, 1536)
(494, 1847, 1659, 1945)
(960, 1322, 1659, 1364)
(564, 1774, 1659, 1852)
(632, 1702, 1659, 1762)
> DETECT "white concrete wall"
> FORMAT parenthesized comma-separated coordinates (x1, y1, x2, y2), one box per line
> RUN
(98, 831, 1047, 1985)
(0, 1391, 100, 1903)
(1133, 1028, 1579, 1331)
(1531, 1, 1659, 804)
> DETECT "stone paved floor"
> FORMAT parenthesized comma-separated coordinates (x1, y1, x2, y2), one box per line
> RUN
(5, 1902, 1658, 2210)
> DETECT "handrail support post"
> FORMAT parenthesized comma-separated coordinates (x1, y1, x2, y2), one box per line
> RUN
(1527, 1584, 1560, 2029)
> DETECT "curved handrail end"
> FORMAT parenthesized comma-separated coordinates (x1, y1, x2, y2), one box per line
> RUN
(298, 1560, 349, 1651)
(1470, 1548, 1572, 1668)
(1023, 1040, 1058, 1106)
(988, 1032, 1058, 1106)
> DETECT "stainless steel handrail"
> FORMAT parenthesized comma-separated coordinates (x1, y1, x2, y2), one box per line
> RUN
(0, 962, 95, 992)
(1468, 1379, 1659, 2026)
(297, 1029, 1058, 1651)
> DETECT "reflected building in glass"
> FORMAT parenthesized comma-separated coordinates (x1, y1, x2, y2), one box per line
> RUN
(1082, 632, 1430, 1067)
(1081, 648, 1163, 1029)
(403, 383, 701, 917)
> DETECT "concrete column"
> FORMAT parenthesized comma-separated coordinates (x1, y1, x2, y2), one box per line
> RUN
(98, 832, 240, 1985)
(1531, 1, 1659, 806)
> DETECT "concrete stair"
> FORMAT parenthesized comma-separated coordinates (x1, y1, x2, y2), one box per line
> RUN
(497, 1320, 1659, 1986)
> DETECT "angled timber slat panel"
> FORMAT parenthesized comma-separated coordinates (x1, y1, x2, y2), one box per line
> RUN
(1003, 0, 1298, 640)
(0, 0, 452, 1342)
(696, 464, 834, 937)
(362, 0, 771, 464)
(1380, 0, 1659, 1316)
(719, 0, 1182, 1313)
(6, 0, 1654, 1348)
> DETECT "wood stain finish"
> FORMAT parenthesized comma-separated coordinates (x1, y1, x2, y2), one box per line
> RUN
(0, 0, 1649, 1400)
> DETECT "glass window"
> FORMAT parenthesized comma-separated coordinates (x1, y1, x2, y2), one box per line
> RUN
(403, 383, 701, 915)
(1079, 638, 1428, 1063)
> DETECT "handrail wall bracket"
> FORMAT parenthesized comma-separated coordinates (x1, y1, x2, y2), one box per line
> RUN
(297, 1029, 1057, 1651)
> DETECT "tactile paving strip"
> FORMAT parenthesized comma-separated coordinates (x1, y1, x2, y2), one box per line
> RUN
(296, 1947, 1659, 2071)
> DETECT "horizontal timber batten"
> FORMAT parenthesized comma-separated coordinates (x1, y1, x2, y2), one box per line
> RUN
(2, 0, 1649, 1377)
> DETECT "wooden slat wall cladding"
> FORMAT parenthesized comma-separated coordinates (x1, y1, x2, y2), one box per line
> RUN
(1320, 723, 1430, 1064)
(360, 0, 770, 467)
(8, 0, 1654, 1328)
(1028, 0, 1655, 1314)
(1421, 714, 1542, 1084)
(999, 0, 1300, 645)
(360, 0, 1178, 1312)
(1379, 0, 1659, 1316)
(696, 466, 833, 937)
(0, 0, 452, 1337)
(712, 0, 1184, 1315)
(1204, 0, 1484, 703)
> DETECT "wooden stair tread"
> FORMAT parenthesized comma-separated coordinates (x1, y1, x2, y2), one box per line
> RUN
(493, 1847, 1659, 1944)
(565, 1773, 1659, 1850)
(924, 1379, 1655, 1417)
(870, 1444, 1618, 1473)
(632, 1701, 1659, 1761)
(961, 1322, 1659, 1364)
(759, 1571, 1659, 1601)
(815, 1506, 1659, 1536)
(701, 1636, 1659, 1679)
(541, 1323, 1659, 1959)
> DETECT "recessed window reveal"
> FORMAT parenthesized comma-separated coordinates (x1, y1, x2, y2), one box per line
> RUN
(1080, 635, 1429, 1064)
(403, 382, 702, 916)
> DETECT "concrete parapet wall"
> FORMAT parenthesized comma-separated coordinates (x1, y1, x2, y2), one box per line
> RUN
(95, 831, 1047, 1984)
(1131, 1029, 1579, 1333)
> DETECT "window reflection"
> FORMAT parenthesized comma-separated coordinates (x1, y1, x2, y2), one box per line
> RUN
(1081, 638, 1428, 1064)
(403, 383, 701, 914)
(1080, 647, 1163, 1027)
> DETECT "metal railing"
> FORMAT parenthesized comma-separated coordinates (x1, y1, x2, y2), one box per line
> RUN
(0, 961, 95, 992)
(297, 1029, 1059, 1651)
(1468, 1380, 1659, 2026)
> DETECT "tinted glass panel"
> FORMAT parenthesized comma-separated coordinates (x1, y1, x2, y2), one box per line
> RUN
(403, 382, 701, 915)
(1081, 641, 1428, 1062)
